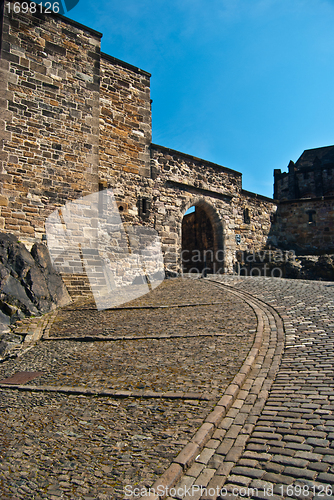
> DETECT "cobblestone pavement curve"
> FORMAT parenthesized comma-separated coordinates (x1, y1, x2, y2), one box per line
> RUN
(2, 276, 334, 500)
(0, 278, 257, 500)
(165, 276, 334, 500)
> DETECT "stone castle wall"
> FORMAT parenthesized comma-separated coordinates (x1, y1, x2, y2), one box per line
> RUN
(150, 146, 277, 273)
(275, 196, 334, 254)
(0, 3, 279, 279)
(99, 53, 152, 180)
(274, 168, 334, 200)
(274, 146, 334, 201)
(0, 6, 101, 245)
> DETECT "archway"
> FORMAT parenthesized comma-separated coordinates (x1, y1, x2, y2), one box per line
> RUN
(181, 201, 224, 274)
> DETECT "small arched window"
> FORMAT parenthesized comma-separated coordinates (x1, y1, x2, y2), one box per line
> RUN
(243, 208, 250, 224)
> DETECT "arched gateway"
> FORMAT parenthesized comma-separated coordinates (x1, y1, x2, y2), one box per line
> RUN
(181, 200, 225, 275)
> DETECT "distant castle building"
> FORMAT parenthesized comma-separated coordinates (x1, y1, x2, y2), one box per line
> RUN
(273, 146, 334, 254)
(274, 146, 334, 200)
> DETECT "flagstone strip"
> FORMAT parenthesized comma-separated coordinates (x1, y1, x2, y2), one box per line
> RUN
(0, 371, 44, 385)
(0, 384, 217, 400)
(63, 302, 225, 312)
(43, 332, 237, 341)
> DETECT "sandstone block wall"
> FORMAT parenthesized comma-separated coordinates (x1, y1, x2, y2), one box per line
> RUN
(99, 54, 151, 180)
(150, 145, 277, 273)
(97, 54, 153, 230)
(0, 3, 101, 246)
(275, 197, 334, 254)
(238, 190, 277, 249)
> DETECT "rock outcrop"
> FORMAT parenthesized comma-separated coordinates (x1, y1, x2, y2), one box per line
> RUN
(236, 249, 334, 281)
(285, 255, 334, 281)
(0, 233, 71, 344)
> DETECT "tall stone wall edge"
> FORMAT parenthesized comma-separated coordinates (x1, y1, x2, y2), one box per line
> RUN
(0, 4, 101, 248)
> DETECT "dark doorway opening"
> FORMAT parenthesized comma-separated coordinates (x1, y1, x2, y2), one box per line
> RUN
(182, 205, 215, 274)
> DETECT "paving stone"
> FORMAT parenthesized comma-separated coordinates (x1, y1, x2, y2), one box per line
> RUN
(243, 452, 273, 461)
(262, 462, 284, 474)
(268, 446, 292, 455)
(315, 448, 334, 455)
(196, 469, 216, 487)
(174, 474, 196, 498)
(247, 444, 270, 452)
(207, 455, 225, 472)
(318, 473, 334, 484)
(205, 475, 229, 500)
(238, 459, 259, 468)
(206, 439, 221, 449)
(225, 425, 243, 439)
(308, 462, 330, 472)
(271, 455, 309, 467)
(249, 479, 275, 491)
(284, 442, 313, 451)
(187, 462, 206, 478)
(283, 466, 318, 480)
(294, 451, 324, 461)
(231, 467, 265, 479)
(227, 475, 252, 487)
(261, 472, 295, 484)
(195, 448, 216, 465)
(216, 439, 235, 456)
(212, 429, 227, 441)
(306, 438, 330, 447)
(225, 447, 245, 463)
(216, 461, 235, 477)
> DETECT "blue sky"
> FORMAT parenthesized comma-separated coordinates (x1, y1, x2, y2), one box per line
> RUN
(60, 0, 334, 198)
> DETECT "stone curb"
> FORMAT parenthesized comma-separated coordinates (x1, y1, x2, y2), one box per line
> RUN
(142, 281, 268, 500)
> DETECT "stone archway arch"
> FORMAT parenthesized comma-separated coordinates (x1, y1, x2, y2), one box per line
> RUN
(180, 198, 225, 274)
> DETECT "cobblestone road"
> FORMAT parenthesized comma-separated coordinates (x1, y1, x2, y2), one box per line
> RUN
(0, 278, 256, 499)
(1, 276, 334, 500)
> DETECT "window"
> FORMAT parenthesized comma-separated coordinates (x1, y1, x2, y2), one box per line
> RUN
(306, 210, 316, 223)
(243, 208, 250, 224)
(138, 197, 150, 219)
